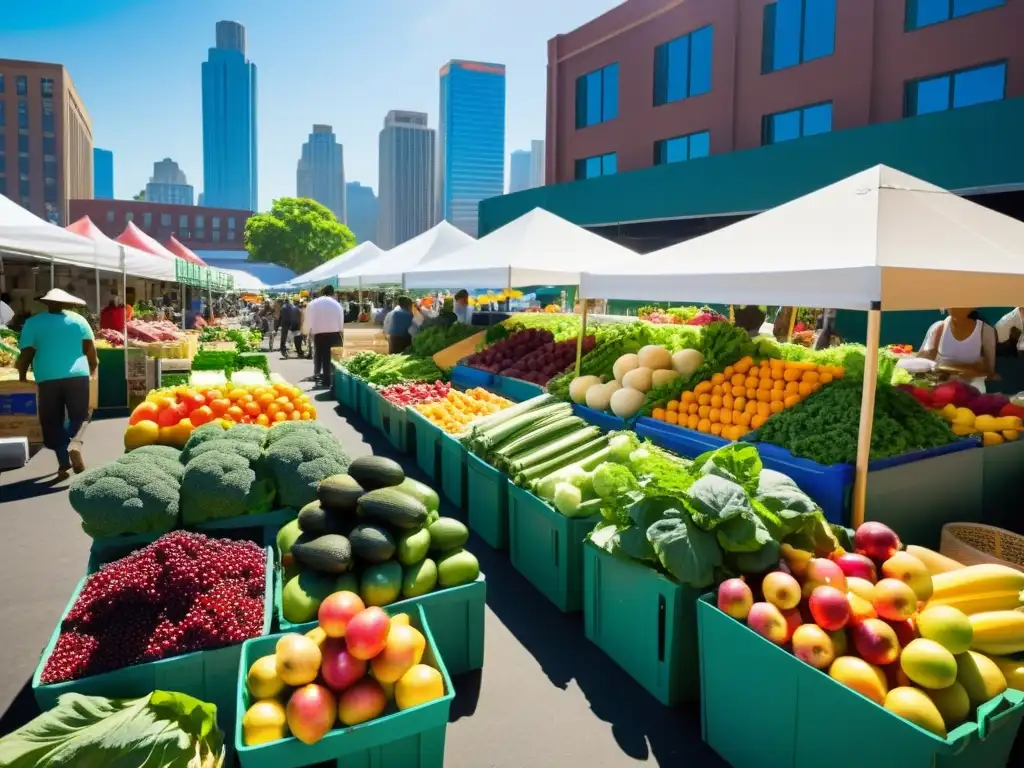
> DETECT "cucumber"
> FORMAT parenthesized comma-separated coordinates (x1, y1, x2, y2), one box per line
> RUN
(427, 518, 469, 552)
(397, 528, 431, 566)
(401, 558, 438, 598)
(437, 549, 480, 588)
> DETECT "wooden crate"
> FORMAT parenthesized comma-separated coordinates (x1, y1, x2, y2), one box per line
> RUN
(336, 328, 388, 359)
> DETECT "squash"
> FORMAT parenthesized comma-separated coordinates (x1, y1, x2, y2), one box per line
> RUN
(982, 431, 1005, 447)
(652, 369, 680, 388)
(613, 353, 639, 383)
(569, 375, 602, 405)
(586, 381, 617, 411)
(621, 366, 654, 394)
(637, 345, 672, 371)
(974, 414, 997, 433)
(610, 387, 645, 419)
(671, 349, 704, 377)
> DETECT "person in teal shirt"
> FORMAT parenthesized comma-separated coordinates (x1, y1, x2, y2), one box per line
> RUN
(17, 289, 98, 478)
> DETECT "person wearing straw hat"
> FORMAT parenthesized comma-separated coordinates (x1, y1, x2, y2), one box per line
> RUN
(16, 288, 97, 477)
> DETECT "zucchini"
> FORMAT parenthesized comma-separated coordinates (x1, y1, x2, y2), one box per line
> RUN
(358, 487, 428, 530)
(471, 402, 572, 451)
(507, 426, 601, 473)
(515, 435, 608, 486)
(468, 393, 554, 437)
(493, 415, 584, 463)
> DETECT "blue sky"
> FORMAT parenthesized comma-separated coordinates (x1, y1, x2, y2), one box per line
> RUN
(1, 0, 621, 210)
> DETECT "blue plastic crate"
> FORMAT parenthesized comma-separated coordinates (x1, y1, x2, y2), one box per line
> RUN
(408, 409, 441, 480)
(572, 403, 630, 432)
(450, 364, 493, 390)
(438, 433, 467, 512)
(466, 453, 508, 549)
(492, 375, 544, 402)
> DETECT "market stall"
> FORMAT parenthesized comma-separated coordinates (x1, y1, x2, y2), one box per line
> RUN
(334, 221, 474, 289)
(286, 240, 386, 289)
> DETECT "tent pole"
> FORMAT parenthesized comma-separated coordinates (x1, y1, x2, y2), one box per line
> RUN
(575, 293, 588, 378)
(851, 305, 882, 528)
(786, 307, 798, 342)
(181, 282, 186, 330)
(120, 246, 129, 408)
(50, 257, 55, 289)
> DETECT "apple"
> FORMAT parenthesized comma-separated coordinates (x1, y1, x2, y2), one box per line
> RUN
(747, 602, 789, 645)
(762, 571, 801, 611)
(808, 586, 851, 631)
(717, 578, 754, 620)
(851, 618, 900, 666)
(802, 558, 847, 598)
(792, 624, 836, 669)
(853, 522, 902, 563)
(833, 553, 878, 583)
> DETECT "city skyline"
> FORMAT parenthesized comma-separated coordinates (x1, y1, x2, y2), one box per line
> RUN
(0, 0, 621, 211)
(145, 157, 194, 206)
(377, 110, 434, 249)
(296, 124, 346, 223)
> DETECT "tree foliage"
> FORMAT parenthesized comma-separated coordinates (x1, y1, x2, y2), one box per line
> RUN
(243, 197, 356, 273)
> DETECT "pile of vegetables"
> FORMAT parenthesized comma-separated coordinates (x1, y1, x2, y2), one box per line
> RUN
(191, 348, 238, 376)
(588, 435, 841, 588)
(484, 313, 582, 345)
(917, 381, 1024, 446)
(343, 352, 445, 386)
(465, 328, 595, 385)
(126, 319, 183, 343)
(199, 325, 262, 351)
(415, 388, 513, 434)
(750, 379, 958, 465)
(379, 380, 450, 406)
(409, 323, 479, 357)
(637, 305, 701, 324)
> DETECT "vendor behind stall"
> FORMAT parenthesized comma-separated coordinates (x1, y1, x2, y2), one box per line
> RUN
(384, 296, 414, 353)
(917, 308, 997, 392)
(16, 289, 97, 477)
(0, 293, 14, 328)
(995, 307, 1024, 354)
(454, 289, 473, 325)
(99, 296, 132, 331)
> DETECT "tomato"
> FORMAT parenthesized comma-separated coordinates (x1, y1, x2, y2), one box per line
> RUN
(256, 413, 270, 426)
(244, 401, 262, 418)
(226, 405, 245, 422)
(156, 402, 186, 428)
(289, 409, 301, 420)
(209, 398, 231, 416)
(281, 401, 295, 414)
(189, 405, 215, 426)
(300, 411, 311, 420)
(228, 388, 248, 402)
(273, 411, 287, 422)
(258, 393, 275, 407)
(179, 391, 206, 413)
(204, 389, 224, 402)
(275, 395, 290, 406)
(129, 401, 160, 425)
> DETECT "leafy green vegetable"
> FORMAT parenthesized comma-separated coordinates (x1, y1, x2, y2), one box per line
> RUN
(0, 690, 225, 767)
(410, 324, 479, 357)
(341, 352, 445, 386)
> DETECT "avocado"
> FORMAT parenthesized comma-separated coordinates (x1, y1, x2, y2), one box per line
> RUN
(348, 456, 405, 491)
(291, 533, 353, 574)
(360, 561, 402, 606)
(318, 474, 365, 511)
(401, 558, 438, 599)
(349, 523, 397, 564)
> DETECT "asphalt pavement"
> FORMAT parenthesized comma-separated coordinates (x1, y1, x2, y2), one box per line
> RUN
(0, 350, 725, 767)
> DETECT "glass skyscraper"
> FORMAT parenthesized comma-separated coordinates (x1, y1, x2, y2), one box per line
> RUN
(378, 111, 435, 249)
(93, 148, 114, 199)
(436, 60, 506, 237)
(297, 124, 346, 222)
(201, 21, 258, 211)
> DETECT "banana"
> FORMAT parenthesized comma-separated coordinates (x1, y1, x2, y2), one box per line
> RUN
(927, 593, 1024, 615)
(990, 656, 1024, 691)
(968, 610, 1024, 656)
(930, 564, 1024, 604)
(905, 545, 963, 575)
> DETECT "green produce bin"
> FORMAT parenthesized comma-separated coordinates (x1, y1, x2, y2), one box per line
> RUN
(332, 362, 346, 405)
(370, 388, 387, 433)
(507, 483, 598, 612)
(408, 409, 441, 481)
(387, 402, 412, 454)
(235, 604, 453, 768)
(275, 566, 486, 676)
(583, 541, 700, 706)
(34, 547, 274, 742)
(697, 595, 1024, 768)
(438, 433, 467, 512)
(466, 453, 508, 550)
(355, 379, 373, 423)
(981, 440, 1024, 531)
(97, 347, 128, 409)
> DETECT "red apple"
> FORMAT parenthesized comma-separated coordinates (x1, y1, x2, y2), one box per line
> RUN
(762, 571, 801, 611)
(747, 602, 789, 645)
(802, 558, 847, 598)
(851, 618, 900, 665)
(717, 578, 754, 620)
(833, 553, 878, 583)
(808, 586, 851, 631)
(853, 522, 902, 563)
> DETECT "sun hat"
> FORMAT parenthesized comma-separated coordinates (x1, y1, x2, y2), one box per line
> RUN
(37, 288, 86, 306)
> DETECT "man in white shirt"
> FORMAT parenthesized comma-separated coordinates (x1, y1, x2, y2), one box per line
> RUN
(995, 307, 1024, 354)
(302, 285, 345, 388)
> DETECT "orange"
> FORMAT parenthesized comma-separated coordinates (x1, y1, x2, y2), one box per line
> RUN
(722, 394, 734, 410)
(819, 372, 833, 384)
(757, 402, 771, 418)
(687, 414, 699, 430)
(710, 423, 723, 436)
(731, 385, 745, 397)
(259, 392, 276, 407)
(698, 405, 711, 419)
(711, 373, 725, 385)
(266, 403, 280, 417)
(697, 419, 711, 433)
(665, 411, 678, 425)
(710, 395, 723, 409)
(751, 414, 767, 429)
(722, 366, 734, 379)
(720, 410, 732, 425)
(667, 399, 681, 411)
(282, 401, 295, 414)
(735, 411, 751, 427)
(276, 395, 290, 406)
(300, 411, 311, 421)
(652, 408, 667, 421)
(289, 409, 302, 420)
(711, 385, 723, 397)
(784, 395, 801, 408)
(746, 388, 757, 400)
(798, 381, 813, 396)
(244, 401, 262, 417)
(130, 401, 160, 425)
(190, 405, 215, 426)
(709, 408, 721, 423)
(209, 398, 231, 416)
(745, 377, 759, 390)
(698, 394, 711, 406)
(226, 405, 245, 422)
(770, 390, 784, 403)
(687, 403, 699, 415)
(694, 381, 712, 395)
(734, 357, 752, 374)
(734, 396, 746, 412)
(274, 411, 287, 422)
(770, 401, 784, 414)
(306, 406, 317, 419)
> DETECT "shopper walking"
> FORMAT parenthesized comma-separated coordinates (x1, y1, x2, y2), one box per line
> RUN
(16, 289, 97, 478)
(279, 298, 300, 358)
(303, 285, 345, 388)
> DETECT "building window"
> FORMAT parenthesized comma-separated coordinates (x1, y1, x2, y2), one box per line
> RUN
(195, 215, 205, 228)
(179, 214, 188, 229)
(15, 76, 27, 96)
(762, 102, 833, 144)
(575, 63, 619, 129)
(654, 26, 713, 106)
(18, 156, 29, 175)
(654, 130, 711, 165)
(212, 216, 221, 229)
(19, 179, 29, 197)
(17, 134, 28, 154)
(196, 229, 206, 240)
(213, 230, 221, 243)
(106, 210, 115, 223)
(40, 78, 54, 98)
(161, 213, 171, 226)
(227, 216, 236, 229)
(0, 155, 5, 174)
(17, 100, 28, 129)
(906, 0, 1004, 29)
(0, 101, 5, 128)
(227, 230, 236, 241)
(178, 226, 188, 240)
(41, 101, 54, 133)
(44, 203, 60, 225)
(42, 135, 55, 156)
(143, 212, 152, 229)
(762, 0, 836, 73)
(0, 74, 4, 93)
(125, 212, 134, 223)
(574, 152, 617, 180)
(904, 60, 1006, 116)
(43, 159, 56, 182)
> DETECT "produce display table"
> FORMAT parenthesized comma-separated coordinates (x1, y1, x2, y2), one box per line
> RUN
(466, 452, 509, 549)
(97, 347, 128, 409)
(980, 439, 1024, 531)
(408, 409, 441, 480)
(583, 542, 701, 706)
(380, 399, 411, 453)
(507, 483, 598, 612)
(490, 374, 544, 402)
(696, 594, 1024, 768)
(636, 417, 983, 544)
(450, 364, 492, 391)
(571, 403, 630, 433)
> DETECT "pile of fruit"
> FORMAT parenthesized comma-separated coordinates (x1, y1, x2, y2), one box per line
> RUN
(124, 378, 317, 450)
(906, 381, 1024, 446)
(716, 521, 1024, 737)
(465, 328, 596, 386)
(40, 532, 267, 684)
(278, 456, 480, 625)
(571, 344, 698, 419)
(378, 381, 450, 407)
(414, 388, 513, 435)
(650, 356, 842, 439)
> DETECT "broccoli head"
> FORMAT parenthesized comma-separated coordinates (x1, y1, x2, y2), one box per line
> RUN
(181, 422, 230, 462)
(265, 420, 332, 446)
(185, 437, 266, 477)
(266, 431, 349, 508)
(69, 462, 181, 538)
(117, 445, 186, 481)
(181, 422, 267, 463)
(180, 450, 276, 525)
(223, 423, 269, 446)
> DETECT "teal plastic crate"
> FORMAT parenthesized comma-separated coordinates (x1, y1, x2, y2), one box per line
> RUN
(408, 410, 441, 480)
(340, 370, 356, 409)
(88, 526, 282, 574)
(507, 483, 598, 612)
(981, 439, 1024, 529)
(582, 541, 700, 705)
(387, 402, 411, 454)
(369, 388, 387, 433)
(466, 453, 508, 550)
(34, 547, 273, 739)
(354, 379, 372, 422)
(275, 566, 486, 676)
(333, 363, 346, 405)
(696, 595, 1024, 768)
(235, 604, 453, 768)
(438, 433, 467, 512)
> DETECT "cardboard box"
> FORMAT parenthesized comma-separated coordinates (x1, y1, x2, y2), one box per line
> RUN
(0, 415, 43, 444)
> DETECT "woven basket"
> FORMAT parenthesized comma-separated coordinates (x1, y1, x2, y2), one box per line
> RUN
(940, 523, 1024, 572)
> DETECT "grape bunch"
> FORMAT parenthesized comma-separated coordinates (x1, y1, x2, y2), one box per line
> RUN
(41, 531, 266, 684)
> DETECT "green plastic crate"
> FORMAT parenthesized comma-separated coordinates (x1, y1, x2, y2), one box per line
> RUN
(337, 369, 356, 409)
(274, 566, 486, 676)
(34, 547, 274, 739)
(696, 595, 1024, 768)
(466, 453, 508, 550)
(370, 389, 387, 433)
(408, 410, 440, 481)
(387, 402, 411, 454)
(582, 542, 700, 705)
(355, 379, 372, 422)
(438, 433, 467, 512)
(981, 439, 1024, 529)
(235, 604, 453, 768)
(507, 483, 598, 612)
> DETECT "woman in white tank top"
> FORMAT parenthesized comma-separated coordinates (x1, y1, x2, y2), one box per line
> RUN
(917, 308, 997, 392)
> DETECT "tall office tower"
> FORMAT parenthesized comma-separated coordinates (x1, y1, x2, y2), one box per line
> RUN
(93, 148, 113, 198)
(436, 60, 506, 236)
(145, 157, 194, 206)
(377, 110, 435, 249)
(0, 59, 93, 225)
(201, 20, 258, 211)
(296, 124, 346, 222)
(509, 149, 531, 193)
(529, 139, 545, 187)
(346, 181, 379, 244)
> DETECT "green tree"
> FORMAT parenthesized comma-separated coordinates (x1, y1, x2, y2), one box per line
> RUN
(244, 197, 356, 273)
(132, 189, 146, 201)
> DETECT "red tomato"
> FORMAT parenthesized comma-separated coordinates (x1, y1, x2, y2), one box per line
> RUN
(129, 401, 160, 425)
(156, 402, 187, 428)
(189, 405, 215, 426)
(178, 391, 206, 413)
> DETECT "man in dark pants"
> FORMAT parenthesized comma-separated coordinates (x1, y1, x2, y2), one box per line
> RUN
(303, 285, 345, 388)
(279, 298, 300, 358)
(16, 289, 97, 478)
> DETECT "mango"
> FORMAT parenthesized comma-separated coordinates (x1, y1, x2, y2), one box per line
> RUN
(286, 684, 337, 745)
(884, 687, 947, 738)
(242, 699, 288, 746)
(247, 654, 286, 699)
(925, 681, 971, 730)
(990, 656, 1024, 691)
(395, 663, 445, 710)
(275, 634, 322, 687)
(370, 623, 425, 683)
(829, 656, 888, 705)
(956, 650, 1008, 703)
(338, 678, 388, 726)
(917, 605, 973, 654)
(901, 639, 958, 690)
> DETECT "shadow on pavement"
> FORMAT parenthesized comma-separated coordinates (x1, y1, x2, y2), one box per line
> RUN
(0, 472, 67, 503)
(447, 669, 481, 722)
(0, 678, 40, 735)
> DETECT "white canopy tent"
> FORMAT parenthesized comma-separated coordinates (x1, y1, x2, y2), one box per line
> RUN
(220, 268, 270, 292)
(0, 195, 119, 270)
(404, 208, 636, 290)
(336, 221, 474, 288)
(579, 164, 1024, 526)
(287, 241, 387, 288)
